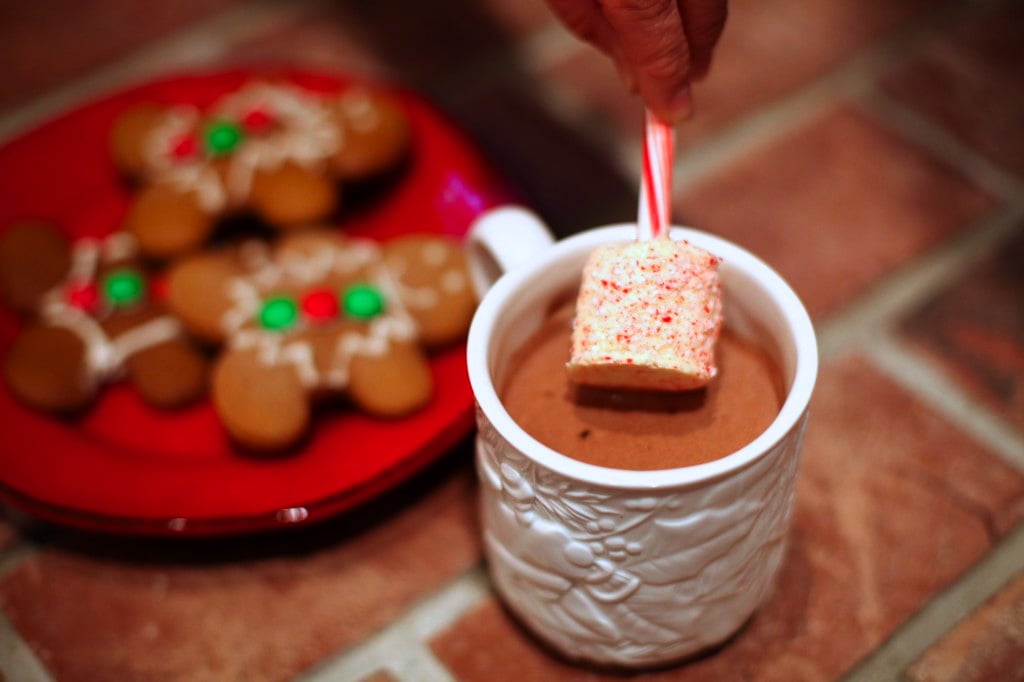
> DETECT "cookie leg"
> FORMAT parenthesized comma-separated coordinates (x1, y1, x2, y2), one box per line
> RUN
(212, 347, 310, 451)
(124, 183, 216, 259)
(347, 340, 433, 417)
(3, 324, 95, 413)
(249, 162, 338, 228)
(126, 340, 208, 409)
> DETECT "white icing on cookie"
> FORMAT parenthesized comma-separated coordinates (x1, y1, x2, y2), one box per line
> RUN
(37, 233, 184, 385)
(219, 236, 448, 389)
(66, 238, 100, 283)
(47, 310, 119, 390)
(141, 83, 345, 214)
(143, 107, 228, 213)
(339, 89, 382, 133)
(111, 316, 183, 361)
(275, 341, 320, 388)
(104, 232, 139, 262)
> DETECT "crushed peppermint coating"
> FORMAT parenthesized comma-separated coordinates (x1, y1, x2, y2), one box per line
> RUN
(568, 238, 723, 391)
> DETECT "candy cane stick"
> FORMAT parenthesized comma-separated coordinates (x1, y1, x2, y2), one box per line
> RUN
(637, 109, 675, 241)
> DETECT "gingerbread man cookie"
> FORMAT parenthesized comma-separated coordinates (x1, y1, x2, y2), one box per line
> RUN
(0, 222, 208, 413)
(165, 229, 475, 451)
(110, 81, 411, 259)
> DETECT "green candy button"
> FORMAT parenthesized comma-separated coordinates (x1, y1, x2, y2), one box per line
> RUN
(205, 120, 244, 155)
(343, 283, 385, 320)
(102, 268, 146, 307)
(259, 295, 298, 331)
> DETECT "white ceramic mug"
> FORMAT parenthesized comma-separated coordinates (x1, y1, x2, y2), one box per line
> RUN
(466, 206, 818, 667)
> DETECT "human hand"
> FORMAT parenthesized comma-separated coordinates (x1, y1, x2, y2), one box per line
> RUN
(544, 0, 728, 123)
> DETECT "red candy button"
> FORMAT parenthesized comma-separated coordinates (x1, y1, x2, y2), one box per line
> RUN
(149, 274, 169, 302)
(301, 289, 339, 322)
(169, 133, 198, 161)
(242, 108, 274, 133)
(65, 280, 99, 312)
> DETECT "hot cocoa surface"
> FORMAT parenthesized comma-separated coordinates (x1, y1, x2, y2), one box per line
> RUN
(500, 305, 785, 470)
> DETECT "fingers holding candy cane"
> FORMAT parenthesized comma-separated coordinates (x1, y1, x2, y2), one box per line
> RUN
(543, 0, 729, 123)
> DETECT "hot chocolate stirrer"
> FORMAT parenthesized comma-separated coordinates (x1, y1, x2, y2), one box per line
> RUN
(567, 108, 723, 391)
(637, 109, 675, 241)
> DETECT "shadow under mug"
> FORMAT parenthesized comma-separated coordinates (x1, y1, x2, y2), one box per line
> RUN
(465, 207, 818, 667)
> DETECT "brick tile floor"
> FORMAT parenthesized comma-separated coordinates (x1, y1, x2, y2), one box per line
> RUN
(0, 0, 244, 114)
(0, 455, 480, 681)
(677, 105, 995, 321)
(902, 222, 1024, 429)
(215, 7, 389, 81)
(906, 571, 1024, 682)
(882, 0, 1024, 179)
(1, 1, 1023, 680)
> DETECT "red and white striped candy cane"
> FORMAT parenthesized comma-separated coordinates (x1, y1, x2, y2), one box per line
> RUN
(637, 109, 676, 241)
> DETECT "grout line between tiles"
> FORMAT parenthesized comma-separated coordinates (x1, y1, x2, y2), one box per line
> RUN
(0, 0, 328, 144)
(298, 565, 490, 682)
(863, 332, 1024, 473)
(843, 522, 1024, 682)
(0, 609, 54, 682)
(862, 91, 1024, 203)
(667, 56, 884, 192)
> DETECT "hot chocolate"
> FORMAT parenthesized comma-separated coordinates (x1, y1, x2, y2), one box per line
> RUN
(500, 303, 785, 470)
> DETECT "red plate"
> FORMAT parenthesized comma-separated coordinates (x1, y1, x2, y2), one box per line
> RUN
(0, 69, 512, 536)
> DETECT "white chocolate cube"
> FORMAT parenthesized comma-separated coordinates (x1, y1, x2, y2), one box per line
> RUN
(568, 239, 722, 391)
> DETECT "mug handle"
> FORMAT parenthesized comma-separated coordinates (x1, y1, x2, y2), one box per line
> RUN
(466, 206, 556, 298)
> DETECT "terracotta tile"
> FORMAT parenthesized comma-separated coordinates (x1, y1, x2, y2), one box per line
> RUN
(0, 0, 244, 114)
(541, 0, 940, 144)
(677, 105, 994, 321)
(439, 83, 637, 239)
(901, 223, 1024, 429)
(431, 356, 1024, 679)
(0, 450, 481, 682)
(542, 48, 645, 143)
(479, 0, 556, 38)
(221, 0, 554, 94)
(278, 0, 524, 88)
(906, 571, 1024, 682)
(216, 7, 391, 80)
(882, 0, 1024, 178)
